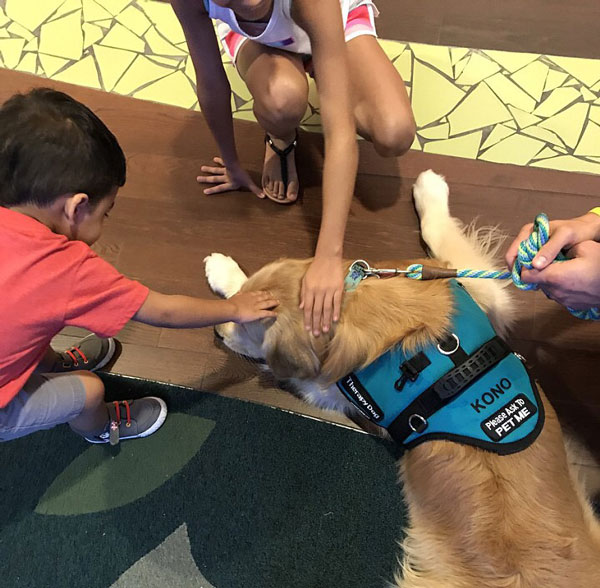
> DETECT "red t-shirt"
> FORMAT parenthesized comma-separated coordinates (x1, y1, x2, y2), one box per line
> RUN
(0, 207, 149, 407)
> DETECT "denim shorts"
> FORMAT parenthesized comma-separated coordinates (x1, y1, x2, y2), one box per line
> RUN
(0, 373, 87, 441)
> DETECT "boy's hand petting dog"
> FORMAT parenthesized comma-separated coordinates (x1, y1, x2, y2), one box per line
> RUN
(197, 156, 264, 198)
(229, 290, 279, 323)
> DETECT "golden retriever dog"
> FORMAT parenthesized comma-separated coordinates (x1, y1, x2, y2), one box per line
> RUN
(204, 170, 600, 587)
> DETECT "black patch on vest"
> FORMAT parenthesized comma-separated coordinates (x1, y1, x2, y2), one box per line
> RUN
(337, 374, 384, 422)
(480, 393, 537, 442)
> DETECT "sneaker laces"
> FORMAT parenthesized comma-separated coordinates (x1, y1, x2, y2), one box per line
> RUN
(105, 400, 133, 446)
(62, 346, 89, 368)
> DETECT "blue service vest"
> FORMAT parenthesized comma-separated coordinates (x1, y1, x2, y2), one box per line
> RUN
(336, 281, 544, 455)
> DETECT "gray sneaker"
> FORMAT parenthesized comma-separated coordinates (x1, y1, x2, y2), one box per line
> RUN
(53, 334, 116, 372)
(85, 397, 168, 445)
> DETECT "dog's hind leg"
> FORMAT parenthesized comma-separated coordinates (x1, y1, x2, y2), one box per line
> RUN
(412, 170, 515, 335)
(204, 253, 248, 298)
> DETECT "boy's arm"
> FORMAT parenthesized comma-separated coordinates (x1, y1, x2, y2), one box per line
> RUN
(133, 290, 278, 328)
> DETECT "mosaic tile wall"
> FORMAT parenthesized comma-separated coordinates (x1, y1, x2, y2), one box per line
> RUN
(1, 0, 599, 174)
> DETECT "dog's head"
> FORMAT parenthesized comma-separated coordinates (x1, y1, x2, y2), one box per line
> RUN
(216, 258, 455, 388)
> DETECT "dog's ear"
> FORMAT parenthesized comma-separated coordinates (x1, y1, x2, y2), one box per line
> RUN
(263, 310, 321, 380)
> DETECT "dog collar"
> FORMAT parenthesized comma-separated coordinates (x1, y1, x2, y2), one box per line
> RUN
(336, 281, 544, 455)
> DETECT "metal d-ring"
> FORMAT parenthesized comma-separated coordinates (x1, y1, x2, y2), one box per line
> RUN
(408, 414, 428, 433)
(437, 333, 460, 355)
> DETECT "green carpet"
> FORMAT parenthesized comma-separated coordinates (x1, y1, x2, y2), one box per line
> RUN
(0, 373, 407, 588)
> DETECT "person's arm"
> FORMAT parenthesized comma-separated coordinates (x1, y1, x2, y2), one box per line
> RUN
(293, 0, 358, 335)
(133, 289, 278, 328)
(170, 0, 262, 196)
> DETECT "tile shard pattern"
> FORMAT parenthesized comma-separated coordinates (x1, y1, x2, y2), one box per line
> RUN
(0, 0, 599, 175)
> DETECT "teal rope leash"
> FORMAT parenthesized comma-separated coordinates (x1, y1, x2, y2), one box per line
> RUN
(405, 213, 600, 321)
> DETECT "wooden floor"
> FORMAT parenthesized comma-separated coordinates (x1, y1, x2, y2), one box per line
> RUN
(2, 59, 600, 457)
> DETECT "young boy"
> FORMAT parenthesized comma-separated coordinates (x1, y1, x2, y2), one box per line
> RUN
(0, 88, 278, 445)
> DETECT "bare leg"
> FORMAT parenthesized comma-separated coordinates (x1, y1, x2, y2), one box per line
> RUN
(346, 35, 416, 157)
(237, 41, 308, 203)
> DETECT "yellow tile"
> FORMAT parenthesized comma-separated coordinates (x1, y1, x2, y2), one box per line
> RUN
(83, 22, 104, 49)
(23, 37, 38, 52)
(138, 1, 186, 46)
(0, 28, 9, 38)
(53, 54, 101, 89)
(82, 0, 112, 22)
(532, 146, 560, 160)
(547, 55, 600, 87)
(93, 44, 136, 90)
(308, 78, 319, 109)
(453, 55, 469, 80)
(39, 11, 83, 60)
(539, 102, 589, 148)
(533, 87, 579, 117)
(8, 21, 34, 41)
(412, 60, 465, 127)
(112, 54, 173, 95)
(480, 134, 544, 165)
(0, 7, 8, 28)
(505, 120, 517, 130)
(15, 51, 37, 75)
(222, 62, 252, 101)
(411, 43, 453, 78)
(482, 50, 538, 73)
(379, 39, 406, 61)
(0, 37, 24, 68)
(39, 53, 69, 77)
(5, 0, 64, 32)
(410, 134, 422, 151)
(531, 154, 600, 174)
(394, 48, 411, 82)
(133, 70, 197, 109)
(448, 83, 511, 135)
(301, 113, 321, 126)
(450, 47, 469, 65)
(424, 131, 482, 159)
(100, 0, 133, 17)
(544, 69, 569, 92)
(574, 120, 600, 157)
(593, 81, 600, 93)
(554, 145, 567, 154)
(455, 52, 501, 86)
(418, 122, 450, 140)
(145, 25, 187, 57)
(510, 60, 548, 101)
(521, 125, 565, 149)
(563, 78, 578, 87)
(116, 5, 151, 37)
(234, 110, 259, 123)
(51, 0, 83, 21)
(100, 22, 145, 52)
(481, 124, 516, 150)
(507, 105, 541, 130)
(581, 87, 596, 102)
(149, 55, 181, 68)
(95, 19, 113, 29)
(485, 72, 535, 112)
(590, 105, 600, 125)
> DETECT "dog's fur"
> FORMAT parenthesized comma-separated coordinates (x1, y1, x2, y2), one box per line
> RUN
(205, 170, 600, 587)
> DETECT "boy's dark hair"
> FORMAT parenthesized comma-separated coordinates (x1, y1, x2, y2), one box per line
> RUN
(0, 88, 126, 207)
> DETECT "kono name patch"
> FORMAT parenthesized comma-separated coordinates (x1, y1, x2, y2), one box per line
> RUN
(480, 394, 537, 442)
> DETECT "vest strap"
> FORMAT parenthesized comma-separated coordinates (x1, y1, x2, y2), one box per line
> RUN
(388, 336, 511, 444)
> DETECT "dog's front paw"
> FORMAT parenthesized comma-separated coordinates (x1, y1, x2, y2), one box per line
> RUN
(204, 253, 247, 298)
(413, 169, 450, 221)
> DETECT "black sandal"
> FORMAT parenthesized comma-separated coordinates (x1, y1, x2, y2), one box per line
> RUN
(264, 131, 298, 202)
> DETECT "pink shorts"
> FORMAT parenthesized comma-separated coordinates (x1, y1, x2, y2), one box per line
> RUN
(221, 2, 378, 67)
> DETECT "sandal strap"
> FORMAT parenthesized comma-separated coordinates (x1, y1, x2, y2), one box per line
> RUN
(265, 131, 298, 190)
